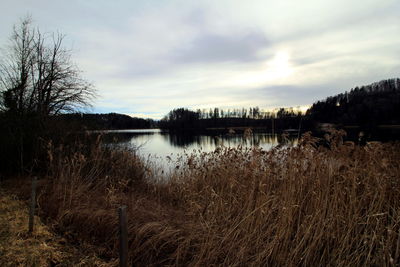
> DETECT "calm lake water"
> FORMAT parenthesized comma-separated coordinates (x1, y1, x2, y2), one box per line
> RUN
(102, 129, 298, 170)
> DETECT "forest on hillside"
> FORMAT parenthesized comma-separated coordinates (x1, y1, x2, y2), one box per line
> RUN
(56, 113, 156, 130)
(160, 78, 400, 134)
(307, 78, 400, 127)
(26, 78, 400, 133)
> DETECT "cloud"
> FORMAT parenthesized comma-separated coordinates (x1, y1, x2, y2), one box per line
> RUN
(1, 0, 399, 119)
(173, 31, 269, 63)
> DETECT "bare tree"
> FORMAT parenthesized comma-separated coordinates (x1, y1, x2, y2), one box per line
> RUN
(0, 17, 96, 116)
(0, 17, 96, 172)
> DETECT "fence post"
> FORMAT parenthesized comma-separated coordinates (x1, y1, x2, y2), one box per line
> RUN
(119, 205, 128, 267)
(28, 176, 37, 233)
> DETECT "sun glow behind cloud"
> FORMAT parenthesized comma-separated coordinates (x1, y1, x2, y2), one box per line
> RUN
(269, 51, 293, 79)
(233, 51, 294, 87)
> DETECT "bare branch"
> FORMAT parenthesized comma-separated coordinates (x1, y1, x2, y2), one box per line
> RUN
(0, 16, 96, 116)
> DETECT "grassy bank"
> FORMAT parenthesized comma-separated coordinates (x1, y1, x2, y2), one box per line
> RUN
(5, 130, 400, 266)
(0, 188, 112, 266)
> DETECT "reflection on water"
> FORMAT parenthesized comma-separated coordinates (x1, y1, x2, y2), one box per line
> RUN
(161, 132, 297, 148)
(102, 129, 298, 167)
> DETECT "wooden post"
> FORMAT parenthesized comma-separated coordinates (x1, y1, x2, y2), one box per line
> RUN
(119, 205, 128, 267)
(29, 176, 37, 233)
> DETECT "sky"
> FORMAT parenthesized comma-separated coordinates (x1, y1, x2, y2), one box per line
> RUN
(1, 0, 399, 119)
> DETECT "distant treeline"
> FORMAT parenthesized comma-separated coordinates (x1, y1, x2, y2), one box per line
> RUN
(56, 113, 156, 130)
(160, 78, 400, 133)
(159, 107, 304, 132)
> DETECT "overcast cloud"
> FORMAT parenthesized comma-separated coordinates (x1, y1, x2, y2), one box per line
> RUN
(1, 0, 399, 118)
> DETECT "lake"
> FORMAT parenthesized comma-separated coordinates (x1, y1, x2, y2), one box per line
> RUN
(101, 129, 299, 171)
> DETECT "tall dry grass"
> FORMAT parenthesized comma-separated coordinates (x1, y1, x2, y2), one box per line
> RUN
(38, 130, 400, 266)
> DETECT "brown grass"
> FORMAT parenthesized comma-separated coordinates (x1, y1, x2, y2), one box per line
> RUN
(0, 189, 113, 266)
(23, 130, 400, 266)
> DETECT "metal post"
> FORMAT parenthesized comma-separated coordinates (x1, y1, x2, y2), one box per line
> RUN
(119, 205, 128, 267)
(29, 176, 37, 233)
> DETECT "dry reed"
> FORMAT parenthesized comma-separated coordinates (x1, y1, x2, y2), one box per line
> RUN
(36, 130, 400, 266)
